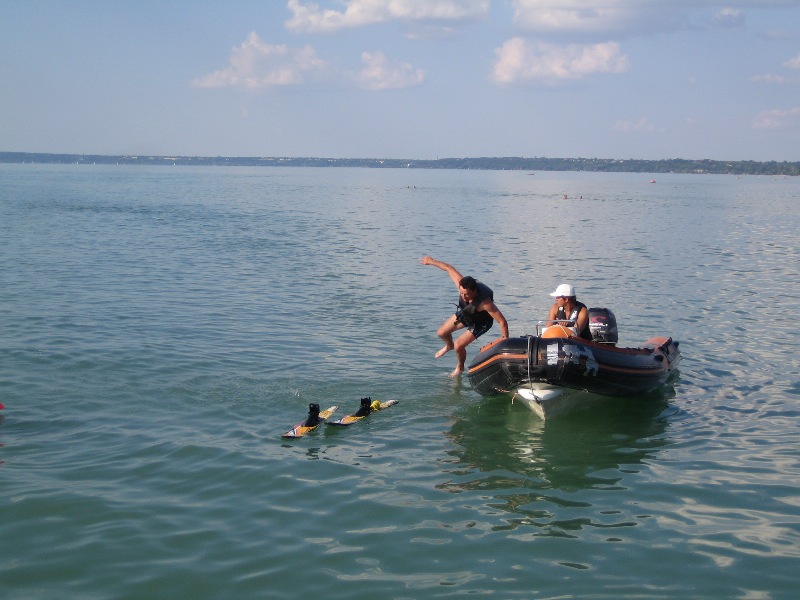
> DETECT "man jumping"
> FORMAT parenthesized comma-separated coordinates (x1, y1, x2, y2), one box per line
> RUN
(420, 256, 509, 377)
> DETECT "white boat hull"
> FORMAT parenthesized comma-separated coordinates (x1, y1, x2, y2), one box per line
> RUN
(514, 385, 608, 420)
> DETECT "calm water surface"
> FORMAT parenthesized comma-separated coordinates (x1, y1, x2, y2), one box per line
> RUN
(1, 164, 798, 599)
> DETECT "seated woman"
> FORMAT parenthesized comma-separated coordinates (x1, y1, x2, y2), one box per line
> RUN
(545, 284, 591, 340)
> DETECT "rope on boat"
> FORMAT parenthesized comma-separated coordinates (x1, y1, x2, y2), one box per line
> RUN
(526, 335, 535, 393)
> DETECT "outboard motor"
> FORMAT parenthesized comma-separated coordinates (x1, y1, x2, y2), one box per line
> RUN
(588, 308, 618, 345)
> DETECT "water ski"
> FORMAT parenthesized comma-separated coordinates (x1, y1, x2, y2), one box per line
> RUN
(327, 397, 398, 427)
(281, 403, 338, 439)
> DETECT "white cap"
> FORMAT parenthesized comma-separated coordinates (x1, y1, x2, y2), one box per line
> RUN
(549, 283, 576, 297)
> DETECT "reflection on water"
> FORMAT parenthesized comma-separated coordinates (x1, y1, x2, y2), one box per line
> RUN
(2, 166, 798, 599)
(439, 388, 676, 536)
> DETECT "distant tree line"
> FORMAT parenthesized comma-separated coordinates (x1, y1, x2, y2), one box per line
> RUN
(2, 151, 798, 176)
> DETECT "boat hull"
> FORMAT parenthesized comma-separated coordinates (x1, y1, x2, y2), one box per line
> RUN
(467, 335, 681, 418)
(513, 386, 606, 420)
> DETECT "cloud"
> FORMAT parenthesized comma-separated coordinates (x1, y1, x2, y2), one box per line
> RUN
(711, 7, 744, 28)
(492, 38, 630, 84)
(761, 28, 793, 41)
(751, 53, 800, 85)
(510, 0, 671, 38)
(352, 51, 425, 90)
(615, 117, 660, 133)
(753, 106, 800, 129)
(192, 32, 326, 89)
(193, 32, 423, 93)
(751, 74, 787, 84)
(784, 54, 800, 69)
(285, 0, 489, 34)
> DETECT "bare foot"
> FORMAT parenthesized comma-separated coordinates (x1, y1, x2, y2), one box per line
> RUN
(449, 366, 463, 378)
(435, 345, 453, 358)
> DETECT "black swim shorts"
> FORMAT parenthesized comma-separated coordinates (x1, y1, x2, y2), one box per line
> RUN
(468, 319, 493, 339)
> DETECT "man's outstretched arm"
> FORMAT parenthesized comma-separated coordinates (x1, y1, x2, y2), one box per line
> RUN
(420, 256, 463, 288)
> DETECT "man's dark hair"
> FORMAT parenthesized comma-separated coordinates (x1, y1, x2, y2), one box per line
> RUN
(459, 276, 478, 291)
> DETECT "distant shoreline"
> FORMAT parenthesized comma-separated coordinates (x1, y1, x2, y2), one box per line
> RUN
(1, 151, 798, 176)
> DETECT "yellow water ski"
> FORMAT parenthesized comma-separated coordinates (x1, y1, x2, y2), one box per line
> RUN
(327, 397, 398, 427)
(281, 404, 338, 438)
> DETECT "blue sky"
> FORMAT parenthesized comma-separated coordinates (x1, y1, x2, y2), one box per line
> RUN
(2, 1, 799, 161)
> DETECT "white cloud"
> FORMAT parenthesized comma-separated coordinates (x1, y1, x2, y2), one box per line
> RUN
(761, 28, 792, 41)
(751, 74, 787, 84)
(784, 54, 800, 69)
(615, 117, 659, 133)
(753, 106, 800, 129)
(492, 38, 630, 84)
(751, 53, 800, 85)
(285, 0, 489, 34)
(509, 1, 785, 38)
(192, 32, 422, 93)
(352, 51, 425, 90)
(510, 0, 663, 37)
(711, 7, 744, 28)
(192, 32, 326, 89)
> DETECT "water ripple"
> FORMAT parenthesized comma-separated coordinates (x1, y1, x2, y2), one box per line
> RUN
(2, 167, 799, 599)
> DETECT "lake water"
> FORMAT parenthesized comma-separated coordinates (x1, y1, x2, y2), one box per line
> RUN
(1, 164, 798, 599)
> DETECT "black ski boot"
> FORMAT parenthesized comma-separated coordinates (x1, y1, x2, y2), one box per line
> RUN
(303, 403, 322, 427)
(353, 397, 373, 417)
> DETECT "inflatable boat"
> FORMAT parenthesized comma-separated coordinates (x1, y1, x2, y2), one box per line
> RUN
(466, 308, 681, 419)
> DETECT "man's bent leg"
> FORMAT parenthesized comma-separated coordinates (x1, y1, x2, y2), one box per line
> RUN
(436, 315, 462, 358)
(449, 330, 476, 377)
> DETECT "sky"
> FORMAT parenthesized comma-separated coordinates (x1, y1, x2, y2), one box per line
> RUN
(2, 0, 799, 161)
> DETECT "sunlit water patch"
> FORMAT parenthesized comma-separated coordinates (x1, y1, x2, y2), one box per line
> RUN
(1, 165, 798, 598)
